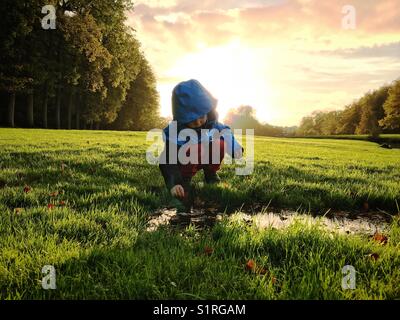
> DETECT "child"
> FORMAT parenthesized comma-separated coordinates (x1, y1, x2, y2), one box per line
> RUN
(159, 79, 244, 213)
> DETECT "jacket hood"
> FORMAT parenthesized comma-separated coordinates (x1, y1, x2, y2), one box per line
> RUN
(172, 79, 218, 124)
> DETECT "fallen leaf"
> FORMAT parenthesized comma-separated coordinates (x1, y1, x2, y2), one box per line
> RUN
(47, 204, 55, 210)
(369, 253, 379, 261)
(271, 276, 277, 284)
(23, 185, 31, 193)
(373, 233, 388, 245)
(59, 201, 66, 206)
(49, 191, 59, 197)
(257, 267, 268, 275)
(245, 259, 256, 272)
(14, 208, 23, 215)
(204, 246, 214, 256)
(61, 163, 67, 172)
(245, 259, 269, 276)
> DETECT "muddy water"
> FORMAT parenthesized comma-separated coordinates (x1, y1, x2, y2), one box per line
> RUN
(147, 208, 392, 235)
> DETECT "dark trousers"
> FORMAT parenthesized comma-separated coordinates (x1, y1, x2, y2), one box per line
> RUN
(179, 139, 225, 179)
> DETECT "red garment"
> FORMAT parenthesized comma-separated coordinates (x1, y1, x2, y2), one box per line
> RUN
(179, 139, 225, 178)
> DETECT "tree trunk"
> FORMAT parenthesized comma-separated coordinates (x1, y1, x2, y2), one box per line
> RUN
(56, 87, 61, 129)
(89, 121, 93, 130)
(43, 86, 48, 129)
(8, 92, 16, 128)
(67, 87, 75, 130)
(75, 103, 80, 130)
(27, 92, 34, 128)
(95, 122, 100, 130)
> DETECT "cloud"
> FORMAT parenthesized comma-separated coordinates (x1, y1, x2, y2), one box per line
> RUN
(136, 0, 285, 13)
(132, 0, 400, 59)
(128, 0, 400, 125)
(317, 42, 400, 59)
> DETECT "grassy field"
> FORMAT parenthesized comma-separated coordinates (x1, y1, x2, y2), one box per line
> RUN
(296, 134, 400, 145)
(0, 128, 399, 299)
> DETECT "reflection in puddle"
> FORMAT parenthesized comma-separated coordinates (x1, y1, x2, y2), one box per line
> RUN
(147, 208, 391, 235)
(237, 211, 389, 235)
(147, 208, 222, 231)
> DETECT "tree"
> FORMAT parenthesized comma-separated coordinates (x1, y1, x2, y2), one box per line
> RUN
(356, 87, 389, 137)
(112, 56, 160, 131)
(224, 105, 284, 136)
(60, 11, 112, 129)
(94, 30, 141, 127)
(0, 0, 149, 129)
(336, 103, 362, 134)
(0, 0, 36, 127)
(225, 106, 260, 131)
(322, 111, 341, 135)
(379, 80, 400, 130)
(297, 116, 318, 136)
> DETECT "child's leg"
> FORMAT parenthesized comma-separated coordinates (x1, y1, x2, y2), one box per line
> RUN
(203, 139, 225, 174)
(178, 163, 201, 180)
(177, 144, 202, 209)
(178, 143, 203, 180)
(177, 139, 224, 183)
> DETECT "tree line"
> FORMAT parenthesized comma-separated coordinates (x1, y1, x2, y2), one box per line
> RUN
(0, 0, 163, 131)
(297, 79, 400, 137)
(214, 78, 400, 138)
(224, 105, 297, 137)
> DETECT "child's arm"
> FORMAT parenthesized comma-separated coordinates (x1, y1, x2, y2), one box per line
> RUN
(159, 140, 184, 192)
(213, 123, 244, 159)
(229, 134, 244, 159)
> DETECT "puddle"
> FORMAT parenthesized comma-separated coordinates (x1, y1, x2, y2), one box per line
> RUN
(147, 208, 221, 231)
(147, 207, 392, 235)
(238, 210, 390, 236)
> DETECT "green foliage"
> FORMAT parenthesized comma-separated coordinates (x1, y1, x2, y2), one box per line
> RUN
(379, 80, 400, 130)
(0, 0, 161, 130)
(336, 103, 362, 135)
(0, 0, 38, 93)
(61, 12, 112, 91)
(298, 111, 342, 136)
(112, 57, 161, 131)
(298, 81, 398, 137)
(355, 87, 389, 138)
(225, 105, 295, 137)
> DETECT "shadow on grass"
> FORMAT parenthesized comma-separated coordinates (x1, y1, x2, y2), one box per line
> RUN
(1, 149, 399, 215)
(14, 218, 400, 300)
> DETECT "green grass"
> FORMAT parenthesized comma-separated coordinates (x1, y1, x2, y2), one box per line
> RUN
(202, 135, 400, 213)
(0, 128, 399, 299)
(296, 134, 400, 144)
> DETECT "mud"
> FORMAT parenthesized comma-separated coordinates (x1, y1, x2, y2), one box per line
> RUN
(147, 206, 393, 235)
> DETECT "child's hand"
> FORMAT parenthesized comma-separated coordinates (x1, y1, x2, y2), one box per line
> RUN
(171, 185, 185, 199)
(234, 148, 243, 159)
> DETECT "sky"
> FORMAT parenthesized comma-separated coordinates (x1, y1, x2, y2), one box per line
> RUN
(126, 0, 400, 126)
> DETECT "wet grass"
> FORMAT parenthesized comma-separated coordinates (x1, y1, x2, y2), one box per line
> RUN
(0, 128, 399, 299)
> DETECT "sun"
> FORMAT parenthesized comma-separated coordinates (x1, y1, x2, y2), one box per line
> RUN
(158, 40, 275, 124)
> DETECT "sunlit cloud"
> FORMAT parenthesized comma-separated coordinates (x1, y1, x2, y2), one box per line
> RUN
(128, 0, 400, 126)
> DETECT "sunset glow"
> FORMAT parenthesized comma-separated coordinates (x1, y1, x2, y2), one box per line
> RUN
(158, 39, 277, 123)
(127, 0, 400, 126)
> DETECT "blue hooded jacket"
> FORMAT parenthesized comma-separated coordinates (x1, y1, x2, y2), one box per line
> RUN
(163, 79, 243, 156)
